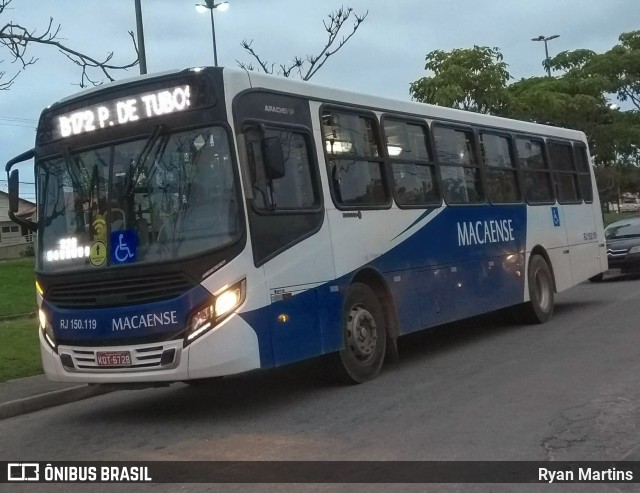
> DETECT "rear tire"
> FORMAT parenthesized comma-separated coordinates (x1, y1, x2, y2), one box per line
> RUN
(329, 283, 386, 384)
(522, 255, 554, 324)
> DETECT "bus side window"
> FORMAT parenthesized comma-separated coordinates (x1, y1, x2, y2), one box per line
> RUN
(383, 118, 440, 207)
(479, 132, 521, 204)
(574, 144, 593, 203)
(322, 110, 390, 208)
(243, 124, 323, 265)
(549, 141, 580, 204)
(432, 125, 484, 204)
(516, 137, 554, 204)
(245, 127, 319, 211)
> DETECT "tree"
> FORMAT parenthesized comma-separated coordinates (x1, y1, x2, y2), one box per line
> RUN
(535, 39, 640, 164)
(502, 73, 618, 162)
(589, 31, 640, 111)
(409, 34, 640, 202)
(595, 149, 640, 210)
(236, 6, 367, 81)
(0, 0, 138, 90)
(409, 37, 640, 167)
(409, 46, 511, 114)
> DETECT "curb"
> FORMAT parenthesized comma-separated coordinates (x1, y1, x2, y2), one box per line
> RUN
(0, 312, 36, 322)
(0, 384, 113, 420)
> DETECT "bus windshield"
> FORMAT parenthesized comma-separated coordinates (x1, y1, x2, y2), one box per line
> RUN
(38, 125, 242, 272)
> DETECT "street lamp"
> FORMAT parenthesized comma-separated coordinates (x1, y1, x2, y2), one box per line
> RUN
(195, 1, 229, 67)
(531, 34, 560, 77)
(134, 0, 148, 74)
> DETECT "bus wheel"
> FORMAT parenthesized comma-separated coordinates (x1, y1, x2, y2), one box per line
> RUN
(523, 255, 554, 323)
(330, 283, 386, 384)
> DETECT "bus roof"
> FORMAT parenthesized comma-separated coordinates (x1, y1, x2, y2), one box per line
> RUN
(234, 68, 587, 142)
(45, 66, 587, 143)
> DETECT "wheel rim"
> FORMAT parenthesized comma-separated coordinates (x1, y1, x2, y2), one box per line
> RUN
(346, 304, 378, 363)
(534, 268, 551, 312)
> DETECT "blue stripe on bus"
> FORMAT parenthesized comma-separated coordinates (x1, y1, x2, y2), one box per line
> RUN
(45, 285, 213, 342)
(242, 204, 528, 368)
(390, 208, 438, 242)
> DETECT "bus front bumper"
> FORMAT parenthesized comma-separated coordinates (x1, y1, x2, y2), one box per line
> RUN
(40, 314, 261, 384)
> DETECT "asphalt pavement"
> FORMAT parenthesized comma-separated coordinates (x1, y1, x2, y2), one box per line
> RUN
(0, 272, 623, 422)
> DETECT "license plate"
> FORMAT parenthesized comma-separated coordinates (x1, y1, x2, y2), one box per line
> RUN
(96, 351, 132, 367)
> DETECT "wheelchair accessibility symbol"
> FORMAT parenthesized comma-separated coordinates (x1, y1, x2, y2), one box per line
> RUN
(551, 206, 561, 227)
(110, 230, 137, 265)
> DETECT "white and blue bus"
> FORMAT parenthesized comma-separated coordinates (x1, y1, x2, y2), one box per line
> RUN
(6, 67, 606, 384)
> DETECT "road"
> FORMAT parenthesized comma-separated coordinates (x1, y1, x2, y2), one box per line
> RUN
(2, 276, 640, 493)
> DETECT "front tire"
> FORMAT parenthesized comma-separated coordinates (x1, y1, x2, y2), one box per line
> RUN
(329, 283, 387, 384)
(522, 254, 554, 324)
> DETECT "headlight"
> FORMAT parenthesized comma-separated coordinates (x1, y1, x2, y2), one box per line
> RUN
(629, 246, 640, 254)
(215, 286, 243, 318)
(185, 279, 246, 344)
(39, 308, 56, 349)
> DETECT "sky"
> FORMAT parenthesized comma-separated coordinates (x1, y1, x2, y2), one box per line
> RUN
(1, 0, 639, 202)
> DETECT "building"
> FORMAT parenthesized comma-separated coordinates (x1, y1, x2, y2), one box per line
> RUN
(0, 191, 36, 259)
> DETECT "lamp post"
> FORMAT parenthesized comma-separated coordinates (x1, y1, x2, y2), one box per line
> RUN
(195, 1, 229, 67)
(531, 34, 560, 77)
(134, 0, 147, 74)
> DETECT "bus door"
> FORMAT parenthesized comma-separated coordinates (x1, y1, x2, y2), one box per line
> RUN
(264, 249, 333, 367)
(240, 122, 333, 366)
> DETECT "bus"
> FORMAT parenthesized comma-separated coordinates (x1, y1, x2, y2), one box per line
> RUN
(5, 67, 607, 385)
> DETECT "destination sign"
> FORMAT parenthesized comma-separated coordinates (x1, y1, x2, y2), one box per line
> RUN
(57, 84, 192, 139)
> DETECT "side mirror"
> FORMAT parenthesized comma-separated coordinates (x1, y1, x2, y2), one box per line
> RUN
(263, 136, 285, 180)
(5, 148, 38, 233)
(8, 169, 19, 213)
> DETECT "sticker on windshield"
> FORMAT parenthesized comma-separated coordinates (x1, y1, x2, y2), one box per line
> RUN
(89, 241, 107, 267)
(194, 134, 205, 150)
(110, 230, 137, 265)
(92, 215, 107, 241)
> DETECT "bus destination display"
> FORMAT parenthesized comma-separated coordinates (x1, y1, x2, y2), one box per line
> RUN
(57, 85, 192, 139)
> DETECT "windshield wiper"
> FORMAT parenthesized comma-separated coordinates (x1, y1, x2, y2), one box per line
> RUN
(62, 146, 90, 199)
(127, 124, 165, 193)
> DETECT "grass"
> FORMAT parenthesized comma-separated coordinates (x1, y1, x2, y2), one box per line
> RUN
(603, 211, 640, 227)
(0, 317, 42, 382)
(0, 258, 36, 316)
(0, 259, 40, 381)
